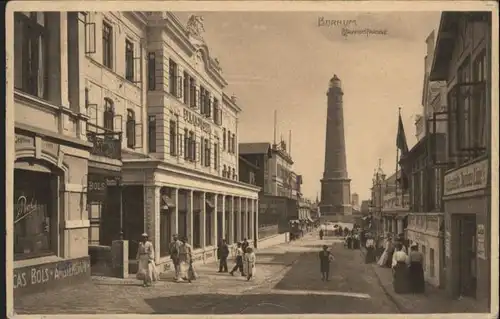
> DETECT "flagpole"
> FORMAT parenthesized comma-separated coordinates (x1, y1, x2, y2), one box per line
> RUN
(396, 107, 401, 208)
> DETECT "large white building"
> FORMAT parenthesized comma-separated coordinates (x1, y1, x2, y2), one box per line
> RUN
(120, 12, 260, 271)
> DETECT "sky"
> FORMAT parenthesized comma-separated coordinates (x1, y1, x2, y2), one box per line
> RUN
(176, 11, 442, 201)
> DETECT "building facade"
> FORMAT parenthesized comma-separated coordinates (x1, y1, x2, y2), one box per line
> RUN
(429, 12, 492, 307)
(82, 12, 149, 256)
(403, 30, 448, 289)
(13, 12, 92, 295)
(119, 12, 260, 272)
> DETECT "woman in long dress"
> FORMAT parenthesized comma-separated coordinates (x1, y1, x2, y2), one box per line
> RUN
(136, 233, 159, 287)
(377, 237, 392, 267)
(391, 243, 410, 294)
(319, 245, 335, 281)
(243, 247, 256, 281)
(179, 237, 197, 283)
(365, 234, 376, 264)
(408, 243, 425, 293)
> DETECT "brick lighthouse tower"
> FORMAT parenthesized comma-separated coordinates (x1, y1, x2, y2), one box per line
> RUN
(319, 75, 352, 220)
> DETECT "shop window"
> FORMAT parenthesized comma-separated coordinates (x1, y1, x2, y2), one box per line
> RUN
(160, 210, 171, 257)
(14, 12, 49, 100)
(206, 210, 212, 246)
(126, 109, 135, 149)
(193, 211, 201, 249)
(429, 248, 435, 277)
(14, 168, 57, 260)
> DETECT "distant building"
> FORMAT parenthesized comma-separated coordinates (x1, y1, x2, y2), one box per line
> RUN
(351, 193, 360, 210)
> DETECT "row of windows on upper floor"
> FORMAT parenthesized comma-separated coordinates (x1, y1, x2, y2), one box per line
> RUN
(147, 116, 239, 181)
(13, 12, 240, 158)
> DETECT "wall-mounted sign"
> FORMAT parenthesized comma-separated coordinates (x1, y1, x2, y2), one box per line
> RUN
(15, 134, 35, 152)
(13, 257, 90, 295)
(183, 109, 211, 134)
(445, 231, 451, 258)
(476, 224, 486, 260)
(87, 174, 121, 201)
(41, 140, 60, 159)
(443, 159, 488, 196)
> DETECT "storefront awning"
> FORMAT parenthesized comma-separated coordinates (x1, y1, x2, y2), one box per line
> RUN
(161, 195, 176, 210)
(205, 199, 215, 209)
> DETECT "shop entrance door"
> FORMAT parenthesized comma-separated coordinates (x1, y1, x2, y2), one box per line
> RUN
(458, 214, 476, 297)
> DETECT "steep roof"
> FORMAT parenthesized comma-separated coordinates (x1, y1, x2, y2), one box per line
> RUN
(239, 142, 271, 155)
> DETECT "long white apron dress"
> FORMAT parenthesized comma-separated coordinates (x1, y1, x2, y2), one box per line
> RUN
(243, 252, 257, 279)
(136, 241, 159, 285)
(377, 240, 390, 267)
(179, 242, 193, 280)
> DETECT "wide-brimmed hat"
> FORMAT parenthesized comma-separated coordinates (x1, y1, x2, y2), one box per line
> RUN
(410, 242, 418, 248)
(141, 233, 148, 237)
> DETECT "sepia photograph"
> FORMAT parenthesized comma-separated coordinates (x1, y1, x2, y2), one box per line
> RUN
(5, 1, 498, 318)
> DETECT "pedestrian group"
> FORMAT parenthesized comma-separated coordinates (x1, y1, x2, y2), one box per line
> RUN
(134, 233, 258, 287)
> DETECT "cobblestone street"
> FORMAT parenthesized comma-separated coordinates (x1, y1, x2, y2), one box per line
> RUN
(15, 234, 399, 314)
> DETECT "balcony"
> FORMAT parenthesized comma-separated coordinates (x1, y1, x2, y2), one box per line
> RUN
(86, 123, 122, 160)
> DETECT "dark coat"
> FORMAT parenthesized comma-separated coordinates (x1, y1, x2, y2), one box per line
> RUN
(217, 243, 229, 259)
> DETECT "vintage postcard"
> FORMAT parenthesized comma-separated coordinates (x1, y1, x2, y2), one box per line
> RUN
(4, 1, 499, 318)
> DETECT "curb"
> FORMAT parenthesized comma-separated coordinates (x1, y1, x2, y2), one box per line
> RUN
(358, 249, 407, 314)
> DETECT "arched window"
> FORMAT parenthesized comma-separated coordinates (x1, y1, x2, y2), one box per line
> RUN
(103, 98, 114, 131)
(126, 109, 136, 149)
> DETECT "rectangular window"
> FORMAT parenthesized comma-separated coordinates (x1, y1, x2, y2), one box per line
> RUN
(184, 129, 189, 160)
(183, 71, 189, 105)
(213, 98, 220, 124)
(200, 86, 207, 115)
(147, 53, 156, 91)
(472, 50, 488, 156)
(14, 12, 48, 99)
(148, 115, 156, 152)
(126, 109, 136, 149)
(190, 77, 197, 108)
(169, 120, 177, 156)
(232, 134, 236, 154)
(457, 57, 472, 163)
(214, 142, 219, 170)
(102, 21, 113, 69)
(189, 131, 196, 162)
(223, 129, 226, 150)
(169, 59, 178, 96)
(200, 137, 205, 166)
(204, 139, 209, 167)
(125, 39, 134, 81)
(228, 130, 232, 153)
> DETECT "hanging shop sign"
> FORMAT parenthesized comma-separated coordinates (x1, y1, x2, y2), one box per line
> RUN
(87, 174, 121, 201)
(476, 224, 486, 260)
(443, 159, 488, 196)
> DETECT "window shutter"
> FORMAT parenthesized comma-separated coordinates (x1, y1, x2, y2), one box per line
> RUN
(134, 121, 143, 149)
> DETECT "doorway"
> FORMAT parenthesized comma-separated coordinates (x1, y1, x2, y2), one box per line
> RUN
(457, 214, 477, 298)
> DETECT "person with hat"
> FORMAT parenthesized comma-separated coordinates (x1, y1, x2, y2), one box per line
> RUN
(377, 235, 393, 267)
(243, 246, 257, 281)
(318, 244, 335, 281)
(408, 242, 425, 293)
(169, 234, 183, 282)
(391, 242, 410, 293)
(135, 233, 159, 287)
(179, 236, 197, 283)
(364, 233, 376, 264)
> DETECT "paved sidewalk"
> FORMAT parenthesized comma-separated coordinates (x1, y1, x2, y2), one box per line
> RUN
(14, 233, 316, 314)
(360, 247, 490, 314)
